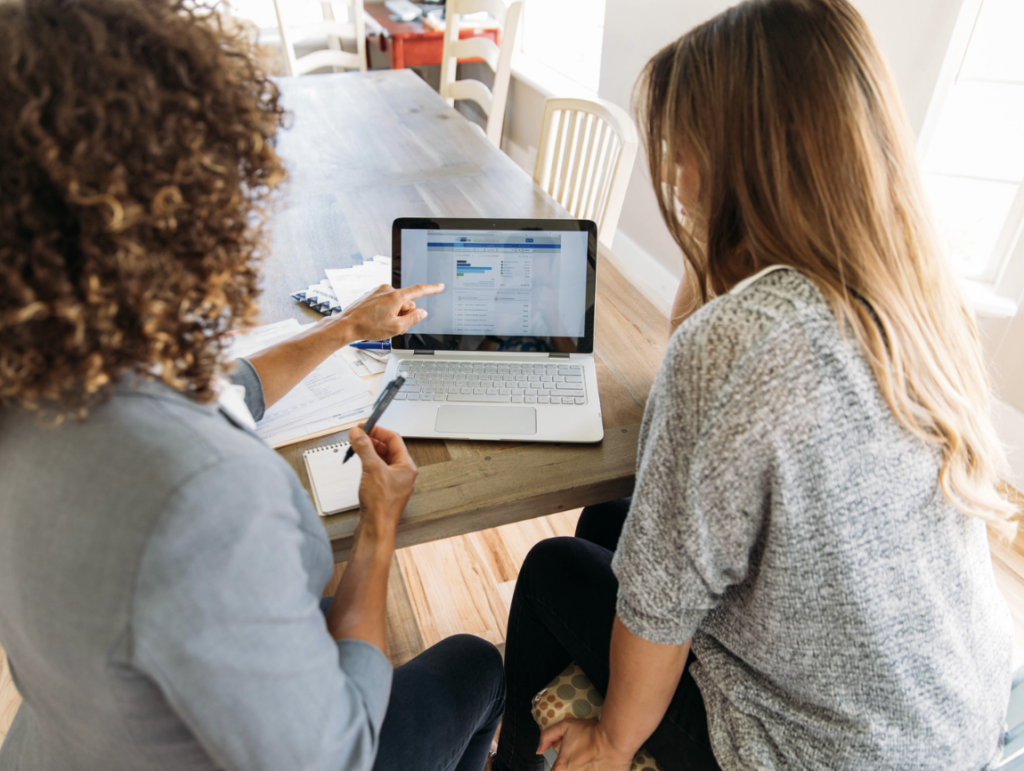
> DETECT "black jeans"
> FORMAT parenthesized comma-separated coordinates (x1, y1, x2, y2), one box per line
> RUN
(320, 600, 505, 771)
(493, 498, 721, 771)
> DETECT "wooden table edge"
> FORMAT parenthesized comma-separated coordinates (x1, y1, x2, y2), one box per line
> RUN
(323, 423, 641, 563)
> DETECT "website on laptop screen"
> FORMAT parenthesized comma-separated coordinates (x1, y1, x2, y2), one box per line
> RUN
(400, 229, 589, 338)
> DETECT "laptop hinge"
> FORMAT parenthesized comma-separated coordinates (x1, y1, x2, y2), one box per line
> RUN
(413, 350, 435, 355)
(548, 353, 570, 359)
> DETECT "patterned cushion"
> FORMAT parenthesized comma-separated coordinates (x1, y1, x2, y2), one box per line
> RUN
(531, 662, 663, 771)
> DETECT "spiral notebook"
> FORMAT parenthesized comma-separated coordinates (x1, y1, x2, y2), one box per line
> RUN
(303, 442, 363, 517)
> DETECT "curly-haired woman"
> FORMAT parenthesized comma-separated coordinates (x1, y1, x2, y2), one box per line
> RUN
(0, 2, 503, 770)
(492, 1, 1015, 770)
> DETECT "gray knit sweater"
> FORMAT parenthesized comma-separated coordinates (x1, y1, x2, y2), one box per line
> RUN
(611, 268, 1012, 769)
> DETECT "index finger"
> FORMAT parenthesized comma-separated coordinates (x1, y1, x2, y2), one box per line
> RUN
(398, 283, 444, 301)
(348, 426, 386, 468)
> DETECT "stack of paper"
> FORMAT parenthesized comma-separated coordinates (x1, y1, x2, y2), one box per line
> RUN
(324, 255, 392, 311)
(226, 319, 377, 448)
(279, 254, 395, 380)
(290, 256, 392, 318)
(338, 346, 389, 377)
(291, 279, 342, 314)
(422, 9, 497, 31)
(323, 254, 393, 376)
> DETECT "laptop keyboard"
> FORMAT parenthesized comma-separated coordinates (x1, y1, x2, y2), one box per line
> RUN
(393, 360, 587, 405)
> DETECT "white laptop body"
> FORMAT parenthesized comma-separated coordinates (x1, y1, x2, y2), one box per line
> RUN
(377, 218, 604, 443)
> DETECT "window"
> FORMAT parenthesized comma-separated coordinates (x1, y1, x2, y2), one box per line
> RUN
(919, 0, 1024, 316)
(220, 1, 357, 41)
(515, 0, 606, 95)
(221, 0, 279, 30)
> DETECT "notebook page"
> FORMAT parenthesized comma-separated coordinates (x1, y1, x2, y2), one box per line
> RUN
(304, 443, 363, 516)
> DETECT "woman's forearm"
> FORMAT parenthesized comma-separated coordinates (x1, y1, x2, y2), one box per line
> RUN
(598, 616, 691, 756)
(325, 526, 394, 653)
(245, 315, 356, 409)
(325, 423, 418, 655)
(243, 282, 443, 410)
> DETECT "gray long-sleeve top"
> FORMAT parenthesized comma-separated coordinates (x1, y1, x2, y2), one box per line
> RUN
(611, 269, 1012, 769)
(0, 359, 393, 771)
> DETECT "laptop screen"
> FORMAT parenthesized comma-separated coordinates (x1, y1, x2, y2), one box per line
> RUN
(391, 218, 597, 353)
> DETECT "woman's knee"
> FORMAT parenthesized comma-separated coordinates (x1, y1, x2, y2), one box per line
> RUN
(432, 635, 505, 709)
(441, 634, 502, 674)
(574, 498, 632, 550)
(520, 536, 579, 583)
(517, 536, 616, 600)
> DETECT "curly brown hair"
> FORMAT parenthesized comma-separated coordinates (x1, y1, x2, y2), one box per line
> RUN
(0, 0, 286, 421)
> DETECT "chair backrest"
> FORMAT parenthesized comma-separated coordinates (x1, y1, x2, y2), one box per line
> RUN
(273, 0, 367, 77)
(996, 666, 1024, 769)
(439, 0, 522, 147)
(533, 97, 639, 250)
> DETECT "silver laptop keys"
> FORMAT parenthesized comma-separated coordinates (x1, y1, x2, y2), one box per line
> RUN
(393, 360, 587, 405)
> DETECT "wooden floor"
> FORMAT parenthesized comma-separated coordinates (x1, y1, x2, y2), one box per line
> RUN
(323, 509, 583, 667)
(3, 492, 1024, 749)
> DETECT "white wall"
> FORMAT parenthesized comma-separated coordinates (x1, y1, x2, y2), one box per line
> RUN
(500, 0, 972, 301)
(501, 75, 548, 173)
(994, 398, 1024, 491)
(981, 312, 1024, 415)
(595, 0, 964, 281)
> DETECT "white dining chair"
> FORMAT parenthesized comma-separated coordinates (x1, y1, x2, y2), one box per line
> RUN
(439, 0, 522, 147)
(533, 97, 639, 250)
(272, 0, 367, 77)
(995, 665, 1024, 769)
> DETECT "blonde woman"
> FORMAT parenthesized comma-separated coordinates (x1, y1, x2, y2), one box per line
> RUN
(491, 1, 1015, 769)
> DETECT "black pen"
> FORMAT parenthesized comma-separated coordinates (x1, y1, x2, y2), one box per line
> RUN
(342, 375, 406, 464)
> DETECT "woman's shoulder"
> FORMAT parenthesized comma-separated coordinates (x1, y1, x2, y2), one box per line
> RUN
(678, 268, 828, 346)
(113, 374, 285, 482)
(0, 375, 324, 654)
(665, 268, 834, 397)
(2, 374, 295, 524)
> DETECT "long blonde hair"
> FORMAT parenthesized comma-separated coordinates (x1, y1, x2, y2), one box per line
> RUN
(637, 0, 1016, 535)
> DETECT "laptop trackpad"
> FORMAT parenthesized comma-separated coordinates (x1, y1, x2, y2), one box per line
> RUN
(435, 406, 537, 435)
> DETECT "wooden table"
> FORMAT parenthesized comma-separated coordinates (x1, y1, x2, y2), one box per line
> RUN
(266, 70, 670, 562)
(364, 4, 499, 70)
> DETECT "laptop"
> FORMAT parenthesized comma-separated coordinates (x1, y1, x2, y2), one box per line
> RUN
(377, 217, 603, 443)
